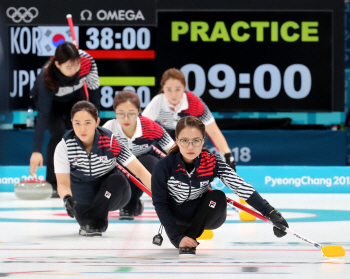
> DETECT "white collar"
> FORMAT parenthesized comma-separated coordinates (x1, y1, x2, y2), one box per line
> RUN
(115, 117, 143, 141)
(163, 92, 188, 113)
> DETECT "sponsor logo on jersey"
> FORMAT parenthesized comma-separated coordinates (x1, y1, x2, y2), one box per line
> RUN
(209, 200, 216, 208)
(104, 191, 111, 199)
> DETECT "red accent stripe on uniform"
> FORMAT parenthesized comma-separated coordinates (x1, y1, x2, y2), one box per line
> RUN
(197, 151, 216, 175)
(176, 168, 186, 172)
(98, 144, 111, 148)
(110, 137, 121, 156)
(139, 116, 164, 140)
(183, 92, 205, 117)
(198, 172, 214, 177)
(78, 56, 92, 77)
(83, 50, 155, 59)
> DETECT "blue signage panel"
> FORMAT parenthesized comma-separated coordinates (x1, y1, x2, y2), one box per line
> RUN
(1, 166, 350, 193)
(206, 130, 346, 166)
(212, 166, 350, 193)
(0, 166, 46, 191)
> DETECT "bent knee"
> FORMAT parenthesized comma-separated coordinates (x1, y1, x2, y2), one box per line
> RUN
(207, 190, 227, 208)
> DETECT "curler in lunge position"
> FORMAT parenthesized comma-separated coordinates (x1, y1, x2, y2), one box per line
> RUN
(143, 68, 236, 171)
(103, 90, 174, 220)
(54, 101, 151, 236)
(151, 116, 288, 255)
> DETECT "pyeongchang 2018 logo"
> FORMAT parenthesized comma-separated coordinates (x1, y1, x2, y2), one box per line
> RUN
(80, 9, 145, 21)
(6, 7, 39, 23)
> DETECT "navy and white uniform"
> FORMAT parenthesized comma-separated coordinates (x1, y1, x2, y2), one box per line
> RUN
(103, 116, 174, 157)
(54, 126, 135, 204)
(32, 50, 100, 153)
(142, 92, 214, 139)
(103, 116, 174, 212)
(152, 150, 274, 247)
(31, 49, 100, 191)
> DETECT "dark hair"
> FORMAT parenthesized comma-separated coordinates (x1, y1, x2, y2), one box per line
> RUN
(71, 101, 99, 122)
(113, 90, 141, 111)
(158, 68, 186, 94)
(43, 42, 80, 91)
(168, 116, 208, 154)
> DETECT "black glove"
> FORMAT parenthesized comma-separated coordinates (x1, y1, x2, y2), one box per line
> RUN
(224, 153, 236, 172)
(63, 194, 77, 218)
(269, 210, 288, 238)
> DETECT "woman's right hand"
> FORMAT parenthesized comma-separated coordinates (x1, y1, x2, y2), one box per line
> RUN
(30, 152, 43, 176)
(179, 236, 198, 248)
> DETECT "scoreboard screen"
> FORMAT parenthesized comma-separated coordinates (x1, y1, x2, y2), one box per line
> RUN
(0, 0, 344, 112)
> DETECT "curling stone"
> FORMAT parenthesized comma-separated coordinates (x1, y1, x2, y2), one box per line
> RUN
(15, 179, 53, 200)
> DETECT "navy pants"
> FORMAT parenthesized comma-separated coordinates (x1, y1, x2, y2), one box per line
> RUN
(74, 171, 131, 231)
(169, 190, 227, 248)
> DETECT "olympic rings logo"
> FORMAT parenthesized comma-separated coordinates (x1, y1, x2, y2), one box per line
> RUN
(6, 7, 39, 23)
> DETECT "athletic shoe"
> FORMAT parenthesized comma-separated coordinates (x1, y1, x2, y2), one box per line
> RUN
(51, 190, 60, 198)
(134, 200, 144, 216)
(179, 247, 196, 256)
(101, 218, 109, 232)
(79, 225, 102, 237)
(119, 208, 134, 220)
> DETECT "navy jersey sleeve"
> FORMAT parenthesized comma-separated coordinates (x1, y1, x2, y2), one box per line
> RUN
(152, 159, 186, 247)
(32, 73, 54, 153)
(215, 155, 274, 216)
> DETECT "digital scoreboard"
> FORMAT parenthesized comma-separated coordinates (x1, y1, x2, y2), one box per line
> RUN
(0, 0, 344, 112)
(156, 11, 333, 111)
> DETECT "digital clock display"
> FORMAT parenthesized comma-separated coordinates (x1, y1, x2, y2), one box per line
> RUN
(156, 11, 333, 111)
(3, 1, 343, 113)
(79, 26, 156, 109)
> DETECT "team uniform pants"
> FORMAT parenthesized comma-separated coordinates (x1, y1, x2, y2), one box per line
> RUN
(169, 190, 227, 248)
(122, 153, 159, 212)
(74, 171, 131, 230)
(46, 93, 85, 190)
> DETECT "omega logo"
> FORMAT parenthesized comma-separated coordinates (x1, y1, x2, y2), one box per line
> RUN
(80, 9, 145, 21)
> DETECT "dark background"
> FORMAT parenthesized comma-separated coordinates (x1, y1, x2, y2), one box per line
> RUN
(0, 0, 344, 112)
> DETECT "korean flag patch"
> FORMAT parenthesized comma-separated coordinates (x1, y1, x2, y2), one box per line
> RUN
(100, 156, 108, 163)
(200, 180, 209, 187)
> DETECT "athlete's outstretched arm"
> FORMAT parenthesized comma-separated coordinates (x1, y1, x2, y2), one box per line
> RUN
(56, 173, 72, 199)
(125, 158, 152, 191)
